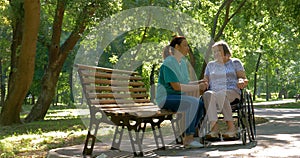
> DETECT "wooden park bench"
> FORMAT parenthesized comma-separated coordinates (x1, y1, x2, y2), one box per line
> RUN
(75, 64, 183, 157)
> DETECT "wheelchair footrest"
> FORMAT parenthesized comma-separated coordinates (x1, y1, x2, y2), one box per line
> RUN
(205, 137, 222, 142)
(223, 135, 240, 141)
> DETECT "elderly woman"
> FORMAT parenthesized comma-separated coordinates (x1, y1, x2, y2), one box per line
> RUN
(202, 40, 248, 139)
(156, 36, 206, 148)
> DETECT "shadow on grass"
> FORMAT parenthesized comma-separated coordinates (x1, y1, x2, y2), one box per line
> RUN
(0, 118, 86, 138)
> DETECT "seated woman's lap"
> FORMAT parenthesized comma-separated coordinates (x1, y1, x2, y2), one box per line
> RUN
(161, 95, 202, 112)
(160, 95, 204, 135)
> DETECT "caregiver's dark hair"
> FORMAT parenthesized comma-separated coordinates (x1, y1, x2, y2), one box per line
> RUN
(163, 36, 186, 59)
(169, 36, 186, 48)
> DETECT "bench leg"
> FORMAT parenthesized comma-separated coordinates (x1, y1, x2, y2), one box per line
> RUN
(171, 113, 184, 144)
(82, 131, 96, 155)
(111, 125, 124, 150)
(138, 122, 146, 145)
(82, 109, 102, 156)
(123, 119, 145, 157)
(127, 128, 144, 157)
(151, 120, 166, 150)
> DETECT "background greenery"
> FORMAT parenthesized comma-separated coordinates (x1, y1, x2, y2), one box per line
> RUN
(1, 0, 299, 109)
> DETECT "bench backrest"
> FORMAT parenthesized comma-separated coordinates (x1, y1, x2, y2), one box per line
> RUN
(76, 64, 161, 116)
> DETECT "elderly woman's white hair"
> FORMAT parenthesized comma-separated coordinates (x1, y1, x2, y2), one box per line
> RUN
(212, 40, 232, 56)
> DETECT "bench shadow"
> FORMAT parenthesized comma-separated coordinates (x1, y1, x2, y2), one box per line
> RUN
(153, 139, 257, 157)
(206, 141, 257, 152)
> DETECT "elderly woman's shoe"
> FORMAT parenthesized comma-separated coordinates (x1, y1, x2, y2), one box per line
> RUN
(222, 130, 237, 138)
(205, 131, 219, 139)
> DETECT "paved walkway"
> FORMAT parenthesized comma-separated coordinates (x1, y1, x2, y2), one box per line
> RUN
(47, 107, 300, 158)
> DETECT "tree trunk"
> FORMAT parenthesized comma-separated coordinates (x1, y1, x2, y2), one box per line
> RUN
(0, 60, 9, 106)
(150, 64, 157, 103)
(32, 94, 35, 105)
(25, 1, 97, 122)
(266, 61, 269, 101)
(25, 65, 61, 121)
(0, 0, 40, 125)
(0, 57, 4, 106)
(69, 69, 74, 104)
(253, 52, 262, 101)
(200, 39, 214, 79)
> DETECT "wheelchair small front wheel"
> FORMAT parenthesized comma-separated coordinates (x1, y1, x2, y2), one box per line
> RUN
(242, 130, 247, 145)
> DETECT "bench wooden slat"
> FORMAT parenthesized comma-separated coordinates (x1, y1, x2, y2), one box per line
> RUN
(87, 93, 149, 99)
(97, 105, 159, 111)
(103, 107, 160, 113)
(77, 64, 139, 75)
(85, 86, 147, 92)
(90, 99, 151, 105)
(81, 78, 145, 87)
(92, 102, 156, 108)
(79, 71, 143, 81)
(104, 109, 175, 117)
(107, 111, 176, 118)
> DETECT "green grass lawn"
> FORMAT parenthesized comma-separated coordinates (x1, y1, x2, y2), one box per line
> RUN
(255, 101, 300, 108)
(0, 105, 87, 158)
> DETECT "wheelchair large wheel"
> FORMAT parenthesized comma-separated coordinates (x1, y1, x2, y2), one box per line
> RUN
(244, 91, 256, 142)
(238, 91, 248, 145)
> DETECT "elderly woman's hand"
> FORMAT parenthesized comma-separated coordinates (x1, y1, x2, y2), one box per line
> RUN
(237, 78, 248, 89)
(199, 79, 209, 91)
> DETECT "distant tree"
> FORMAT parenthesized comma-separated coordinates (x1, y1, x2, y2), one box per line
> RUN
(0, 2, 11, 106)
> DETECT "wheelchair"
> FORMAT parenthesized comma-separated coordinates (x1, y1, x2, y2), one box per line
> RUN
(198, 89, 256, 145)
